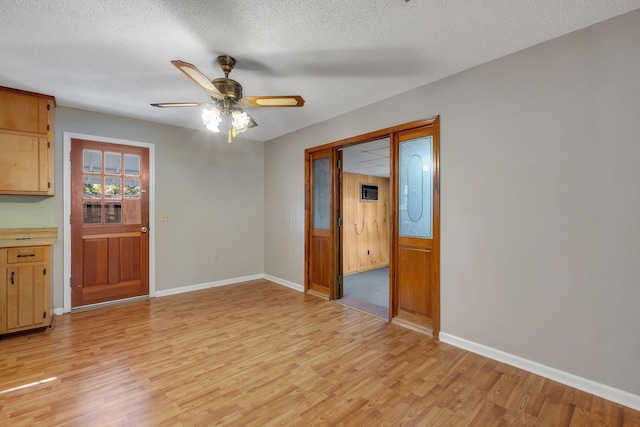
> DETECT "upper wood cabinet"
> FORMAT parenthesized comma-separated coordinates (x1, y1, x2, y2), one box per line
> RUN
(0, 86, 56, 195)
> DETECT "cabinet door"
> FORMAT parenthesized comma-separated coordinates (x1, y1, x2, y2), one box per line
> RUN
(0, 133, 49, 193)
(0, 90, 50, 134)
(5, 264, 46, 330)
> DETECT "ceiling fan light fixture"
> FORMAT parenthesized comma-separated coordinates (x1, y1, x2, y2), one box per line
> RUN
(231, 110, 251, 133)
(201, 107, 222, 132)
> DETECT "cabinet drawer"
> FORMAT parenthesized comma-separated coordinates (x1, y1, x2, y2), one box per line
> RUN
(6, 247, 44, 263)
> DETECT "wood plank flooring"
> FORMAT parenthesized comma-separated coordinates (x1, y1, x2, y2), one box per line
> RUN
(1, 279, 638, 426)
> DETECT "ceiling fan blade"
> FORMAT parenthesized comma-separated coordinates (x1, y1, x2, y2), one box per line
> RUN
(171, 60, 223, 97)
(150, 102, 209, 108)
(239, 95, 305, 107)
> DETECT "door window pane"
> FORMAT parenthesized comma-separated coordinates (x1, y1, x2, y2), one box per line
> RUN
(124, 178, 140, 199)
(313, 157, 330, 230)
(83, 202, 102, 224)
(83, 175, 102, 198)
(399, 136, 433, 238)
(83, 150, 102, 173)
(124, 154, 140, 176)
(104, 152, 121, 174)
(104, 176, 122, 199)
(105, 202, 122, 224)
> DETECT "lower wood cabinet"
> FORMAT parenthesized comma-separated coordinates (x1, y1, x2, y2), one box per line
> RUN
(0, 245, 52, 335)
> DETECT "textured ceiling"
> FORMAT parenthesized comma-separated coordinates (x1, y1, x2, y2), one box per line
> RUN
(1, 1, 639, 142)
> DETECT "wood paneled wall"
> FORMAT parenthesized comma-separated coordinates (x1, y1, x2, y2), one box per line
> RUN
(342, 173, 389, 275)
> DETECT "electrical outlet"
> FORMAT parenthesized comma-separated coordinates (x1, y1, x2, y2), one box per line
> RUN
(160, 213, 170, 222)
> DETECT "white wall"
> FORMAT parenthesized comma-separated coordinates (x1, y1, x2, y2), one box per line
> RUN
(0, 107, 265, 308)
(264, 10, 640, 396)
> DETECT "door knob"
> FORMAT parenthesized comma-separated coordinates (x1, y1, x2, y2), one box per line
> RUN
(141, 227, 148, 233)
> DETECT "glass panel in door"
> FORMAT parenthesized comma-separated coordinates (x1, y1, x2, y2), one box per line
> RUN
(399, 136, 433, 238)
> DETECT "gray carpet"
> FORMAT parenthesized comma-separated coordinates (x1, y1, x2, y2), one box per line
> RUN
(340, 267, 389, 318)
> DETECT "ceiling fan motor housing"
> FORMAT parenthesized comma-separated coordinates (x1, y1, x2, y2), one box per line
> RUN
(213, 78, 243, 100)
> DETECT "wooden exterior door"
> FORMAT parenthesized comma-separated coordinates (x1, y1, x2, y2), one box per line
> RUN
(391, 120, 440, 337)
(305, 148, 339, 298)
(71, 139, 150, 307)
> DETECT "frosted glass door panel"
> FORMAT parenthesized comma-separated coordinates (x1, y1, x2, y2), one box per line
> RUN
(399, 136, 433, 238)
(313, 157, 330, 230)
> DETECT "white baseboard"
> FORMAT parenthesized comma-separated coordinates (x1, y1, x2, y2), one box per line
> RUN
(263, 275, 304, 292)
(439, 332, 640, 411)
(155, 274, 265, 297)
(54, 275, 300, 313)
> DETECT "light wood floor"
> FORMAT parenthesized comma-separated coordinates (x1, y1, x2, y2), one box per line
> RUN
(1, 279, 638, 426)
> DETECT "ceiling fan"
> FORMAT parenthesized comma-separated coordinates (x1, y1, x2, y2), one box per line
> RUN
(151, 55, 304, 142)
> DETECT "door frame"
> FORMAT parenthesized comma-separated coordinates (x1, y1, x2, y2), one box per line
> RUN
(63, 132, 156, 313)
(304, 117, 440, 336)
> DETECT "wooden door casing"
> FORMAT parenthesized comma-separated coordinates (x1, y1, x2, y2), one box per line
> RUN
(71, 139, 149, 307)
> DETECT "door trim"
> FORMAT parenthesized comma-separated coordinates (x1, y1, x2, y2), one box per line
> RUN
(63, 132, 156, 313)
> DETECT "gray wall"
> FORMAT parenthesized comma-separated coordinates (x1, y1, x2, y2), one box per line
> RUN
(264, 10, 640, 395)
(0, 107, 265, 308)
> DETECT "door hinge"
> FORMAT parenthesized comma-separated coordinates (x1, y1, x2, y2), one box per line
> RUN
(47, 103, 51, 110)
(43, 311, 47, 319)
(337, 217, 343, 227)
(69, 277, 72, 288)
(47, 141, 51, 148)
(47, 124, 50, 131)
(337, 275, 343, 285)
(69, 151, 72, 162)
(337, 159, 342, 169)
(43, 268, 47, 275)
(47, 181, 51, 189)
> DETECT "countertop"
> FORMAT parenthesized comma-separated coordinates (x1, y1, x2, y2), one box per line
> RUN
(0, 227, 58, 247)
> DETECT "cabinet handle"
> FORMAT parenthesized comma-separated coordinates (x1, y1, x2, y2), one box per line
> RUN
(10, 272, 15, 285)
(16, 254, 35, 258)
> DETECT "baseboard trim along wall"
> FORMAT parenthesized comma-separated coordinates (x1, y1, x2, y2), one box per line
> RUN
(155, 274, 266, 297)
(53, 274, 303, 315)
(439, 332, 640, 411)
(263, 275, 304, 292)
